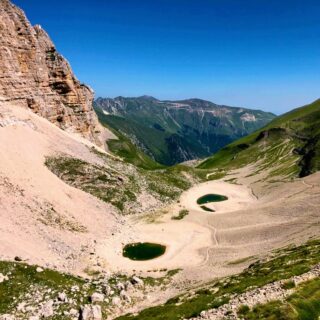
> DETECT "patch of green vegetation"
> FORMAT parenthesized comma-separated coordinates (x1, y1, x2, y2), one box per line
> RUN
(238, 300, 292, 320)
(224, 177, 240, 184)
(95, 107, 164, 170)
(166, 269, 181, 277)
(142, 165, 196, 201)
(45, 156, 139, 212)
(238, 304, 250, 315)
(205, 170, 228, 181)
(107, 134, 165, 170)
(286, 277, 320, 319)
(116, 239, 320, 320)
(282, 279, 296, 290)
(45, 154, 205, 214)
(238, 278, 320, 320)
(198, 99, 320, 179)
(228, 256, 254, 266)
(142, 269, 181, 287)
(171, 209, 189, 220)
(0, 261, 85, 315)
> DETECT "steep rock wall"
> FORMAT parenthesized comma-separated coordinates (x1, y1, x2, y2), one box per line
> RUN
(0, 0, 102, 144)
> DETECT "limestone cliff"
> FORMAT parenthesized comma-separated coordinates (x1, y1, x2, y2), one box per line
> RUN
(0, 0, 102, 144)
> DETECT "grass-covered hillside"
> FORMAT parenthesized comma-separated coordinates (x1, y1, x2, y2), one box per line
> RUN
(198, 99, 320, 179)
(237, 277, 320, 320)
(116, 239, 320, 320)
(95, 107, 165, 170)
(94, 96, 275, 166)
(45, 146, 208, 215)
(0, 260, 180, 319)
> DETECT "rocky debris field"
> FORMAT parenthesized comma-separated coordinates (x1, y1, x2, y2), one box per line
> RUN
(0, 261, 144, 319)
(191, 263, 320, 319)
(0, 260, 181, 320)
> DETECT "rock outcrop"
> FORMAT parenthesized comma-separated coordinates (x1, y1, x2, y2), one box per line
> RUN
(0, 0, 102, 144)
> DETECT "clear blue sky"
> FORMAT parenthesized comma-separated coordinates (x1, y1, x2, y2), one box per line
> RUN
(14, 0, 320, 114)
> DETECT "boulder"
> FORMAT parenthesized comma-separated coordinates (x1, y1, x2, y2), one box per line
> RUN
(116, 282, 125, 291)
(125, 281, 134, 291)
(102, 284, 112, 296)
(120, 290, 131, 303)
(71, 285, 80, 292)
(80, 305, 102, 320)
(40, 300, 54, 318)
(58, 292, 67, 302)
(14, 256, 23, 262)
(111, 297, 121, 306)
(90, 292, 104, 303)
(69, 309, 78, 316)
(17, 302, 26, 312)
(131, 276, 143, 286)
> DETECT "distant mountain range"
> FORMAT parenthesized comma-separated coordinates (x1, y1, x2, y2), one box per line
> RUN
(94, 96, 275, 165)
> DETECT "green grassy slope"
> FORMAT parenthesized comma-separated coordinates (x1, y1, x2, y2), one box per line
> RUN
(198, 99, 320, 178)
(94, 97, 275, 166)
(100, 114, 205, 167)
(238, 278, 320, 320)
(95, 108, 164, 170)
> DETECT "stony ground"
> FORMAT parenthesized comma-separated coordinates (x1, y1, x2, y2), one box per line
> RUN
(191, 264, 320, 320)
(0, 260, 182, 320)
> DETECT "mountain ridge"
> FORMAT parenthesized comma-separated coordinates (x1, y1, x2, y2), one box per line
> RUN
(95, 96, 275, 165)
(198, 98, 320, 179)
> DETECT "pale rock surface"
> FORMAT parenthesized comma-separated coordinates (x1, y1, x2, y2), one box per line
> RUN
(0, 273, 9, 283)
(0, 0, 108, 145)
(57, 292, 67, 302)
(112, 296, 121, 306)
(80, 305, 102, 320)
(131, 276, 143, 286)
(120, 290, 131, 303)
(90, 292, 104, 303)
(0, 315, 15, 320)
(40, 300, 54, 318)
(116, 282, 125, 291)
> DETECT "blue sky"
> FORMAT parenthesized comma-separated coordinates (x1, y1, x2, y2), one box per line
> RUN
(14, 0, 320, 114)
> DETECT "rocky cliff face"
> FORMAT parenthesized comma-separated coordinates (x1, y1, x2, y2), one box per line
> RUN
(0, 0, 101, 144)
